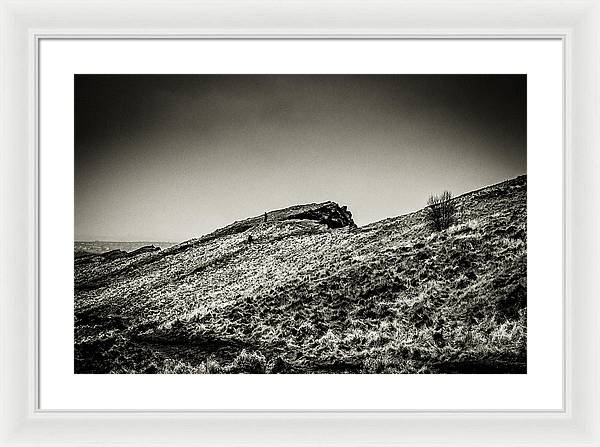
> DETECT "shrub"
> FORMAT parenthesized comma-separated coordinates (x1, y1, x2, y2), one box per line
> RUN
(205, 357, 222, 374)
(230, 349, 267, 374)
(425, 190, 456, 231)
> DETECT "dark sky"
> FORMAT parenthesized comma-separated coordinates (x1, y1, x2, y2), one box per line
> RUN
(75, 74, 526, 242)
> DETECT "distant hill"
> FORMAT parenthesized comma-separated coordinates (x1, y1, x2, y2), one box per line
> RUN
(75, 241, 176, 256)
(75, 175, 527, 374)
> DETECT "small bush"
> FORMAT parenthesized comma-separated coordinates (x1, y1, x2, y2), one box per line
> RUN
(425, 190, 456, 231)
(205, 357, 222, 374)
(230, 349, 267, 373)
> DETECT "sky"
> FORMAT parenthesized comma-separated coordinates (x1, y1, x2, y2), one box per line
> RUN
(75, 74, 526, 242)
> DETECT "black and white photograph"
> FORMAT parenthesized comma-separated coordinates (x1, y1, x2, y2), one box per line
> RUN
(74, 74, 527, 374)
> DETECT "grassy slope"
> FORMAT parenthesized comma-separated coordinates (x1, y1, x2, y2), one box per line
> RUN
(75, 175, 527, 374)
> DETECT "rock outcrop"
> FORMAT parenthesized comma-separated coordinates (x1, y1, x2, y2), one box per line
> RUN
(284, 201, 354, 229)
(202, 201, 354, 242)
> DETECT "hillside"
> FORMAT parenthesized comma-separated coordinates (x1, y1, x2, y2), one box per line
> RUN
(75, 175, 527, 374)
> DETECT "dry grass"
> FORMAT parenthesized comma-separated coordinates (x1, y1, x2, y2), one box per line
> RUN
(75, 175, 527, 374)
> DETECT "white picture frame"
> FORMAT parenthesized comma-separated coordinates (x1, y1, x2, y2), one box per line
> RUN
(1, 1, 599, 445)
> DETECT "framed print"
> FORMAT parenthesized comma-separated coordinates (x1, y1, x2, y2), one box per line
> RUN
(40, 39, 562, 412)
(1, 1, 600, 446)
